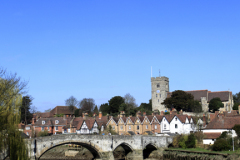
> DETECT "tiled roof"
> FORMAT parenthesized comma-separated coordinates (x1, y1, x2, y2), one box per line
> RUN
(167, 90, 208, 101)
(205, 116, 240, 129)
(167, 90, 232, 102)
(204, 132, 221, 139)
(73, 117, 84, 129)
(34, 117, 71, 127)
(50, 106, 77, 115)
(35, 112, 51, 118)
(208, 91, 231, 102)
(85, 119, 97, 129)
(155, 115, 164, 123)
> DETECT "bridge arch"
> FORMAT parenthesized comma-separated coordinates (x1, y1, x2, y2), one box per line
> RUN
(143, 143, 158, 159)
(113, 142, 134, 160)
(37, 141, 102, 160)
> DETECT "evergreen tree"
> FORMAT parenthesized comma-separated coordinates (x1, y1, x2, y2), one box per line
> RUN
(93, 105, 99, 115)
(20, 96, 33, 124)
(209, 97, 224, 112)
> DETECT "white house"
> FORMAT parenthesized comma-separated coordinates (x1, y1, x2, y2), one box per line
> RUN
(202, 114, 239, 144)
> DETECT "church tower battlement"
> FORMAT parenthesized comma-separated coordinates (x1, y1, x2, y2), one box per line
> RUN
(151, 76, 169, 112)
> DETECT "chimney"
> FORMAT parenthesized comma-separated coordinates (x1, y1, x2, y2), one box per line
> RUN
(120, 111, 125, 117)
(152, 112, 154, 116)
(82, 113, 85, 118)
(179, 109, 183, 115)
(93, 113, 96, 119)
(154, 109, 159, 115)
(31, 118, 35, 125)
(203, 114, 206, 123)
(160, 111, 164, 116)
(170, 111, 172, 115)
(63, 114, 66, 120)
(99, 112, 102, 119)
(106, 114, 109, 120)
(84, 113, 88, 120)
(136, 111, 141, 117)
(143, 112, 146, 116)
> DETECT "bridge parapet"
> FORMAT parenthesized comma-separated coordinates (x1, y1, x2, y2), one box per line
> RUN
(26, 135, 173, 160)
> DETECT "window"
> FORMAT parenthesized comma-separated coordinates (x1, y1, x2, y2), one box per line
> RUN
(137, 125, 139, 130)
(160, 94, 161, 98)
(120, 126, 123, 130)
(55, 126, 58, 131)
(175, 118, 177, 121)
(55, 120, 59, 124)
(26, 132, 29, 135)
(137, 120, 139, 123)
(157, 84, 160, 88)
(155, 125, 157, 129)
(112, 126, 115, 130)
(129, 126, 131, 130)
(41, 127, 44, 131)
(101, 126, 104, 131)
(48, 126, 50, 131)
(42, 121, 45, 125)
(156, 94, 157, 97)
(158, 99, 159, 103)
(146, 125, 148, 129)
(25, 127, 30, 130)
(175, 124, 178, 129)
(164, 124, 166, 129)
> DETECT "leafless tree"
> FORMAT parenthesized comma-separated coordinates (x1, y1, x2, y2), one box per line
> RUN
(65, 96, 78, 114)
(79, 98, 95, 114)
(124, 93, 137, 109)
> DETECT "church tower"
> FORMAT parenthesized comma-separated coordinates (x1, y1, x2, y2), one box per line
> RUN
(151, 76, 169, 112)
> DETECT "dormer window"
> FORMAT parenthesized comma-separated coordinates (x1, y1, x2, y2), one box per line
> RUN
(42, 121, 45, 125)
(55, 120, 59, 124)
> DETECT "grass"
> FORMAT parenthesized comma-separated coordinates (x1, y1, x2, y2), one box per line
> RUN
(167, 147, 240, 155)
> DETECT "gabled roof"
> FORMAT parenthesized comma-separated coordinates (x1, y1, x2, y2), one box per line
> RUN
(34, 117, 70, 126)
(95, 116, 109, 127)
(84, 119, 97, 129)
(155, 115, 164, 123)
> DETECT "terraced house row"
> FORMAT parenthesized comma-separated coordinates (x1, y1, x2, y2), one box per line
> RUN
(19, 106, 196, 137)
(106, 110, 195, 135)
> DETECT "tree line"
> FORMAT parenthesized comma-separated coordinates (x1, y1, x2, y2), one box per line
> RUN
(61, 93, 152, 118)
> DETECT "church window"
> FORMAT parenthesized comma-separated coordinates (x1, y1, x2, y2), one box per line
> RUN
(157, 84, 160, 88)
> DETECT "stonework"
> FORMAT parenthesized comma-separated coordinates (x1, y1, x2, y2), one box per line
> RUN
(25, 134, 173, 160)
(151, 76, 169, 112)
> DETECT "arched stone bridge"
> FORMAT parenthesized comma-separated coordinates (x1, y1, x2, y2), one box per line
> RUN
(25, 135, 173, 160)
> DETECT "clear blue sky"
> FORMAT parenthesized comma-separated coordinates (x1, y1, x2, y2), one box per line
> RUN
(1, 0, 239, 112)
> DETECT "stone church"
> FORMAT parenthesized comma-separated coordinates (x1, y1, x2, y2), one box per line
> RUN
(151, 76, 234, 112)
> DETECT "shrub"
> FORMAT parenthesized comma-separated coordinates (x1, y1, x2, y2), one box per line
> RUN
(164, 112, 170, 115)
(217, 131, 228, 140)
(233, 124, 240, 137)
(178, 135, 188, 149)
(37, 130, 49, 137)
(212, 139, 231, 151)
(186, 133, 196, 148)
